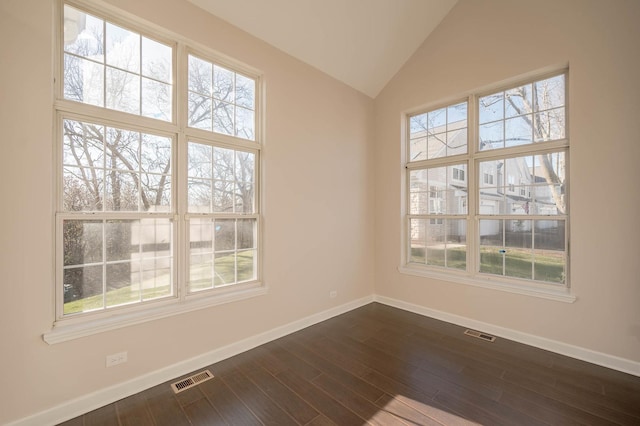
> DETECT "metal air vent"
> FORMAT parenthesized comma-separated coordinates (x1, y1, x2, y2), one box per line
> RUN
(464, 329, 496, 342)
(171, 370, 214, 393)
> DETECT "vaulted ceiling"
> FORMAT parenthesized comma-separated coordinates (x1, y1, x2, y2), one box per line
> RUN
(188, 0, 458, 98)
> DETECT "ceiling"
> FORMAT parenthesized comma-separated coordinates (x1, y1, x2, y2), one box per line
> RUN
(188, 0, 458, 98)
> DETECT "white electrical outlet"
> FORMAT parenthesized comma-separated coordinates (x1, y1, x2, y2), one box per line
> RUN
(329, 290, 337, 298)
(106, 351, 127, 367)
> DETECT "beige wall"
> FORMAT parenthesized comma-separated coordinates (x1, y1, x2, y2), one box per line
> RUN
(0, 0, 374, 423)
(374, 0, 640, 363)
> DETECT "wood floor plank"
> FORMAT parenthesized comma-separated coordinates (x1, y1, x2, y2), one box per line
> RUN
(198, 376, 261, 425)
(304, 414, 338, 426)
(56, 303, 640, 426)
(182, 397, 227, 425)
(371, 393, 445, 426)
(275, 369, 367, 426)
(219, 367, 298, 426)
(144, 384, 190, 426)
(82, 403, 119, 426)
(277, 338, 386, 403)
(499, 377, 620, 425)
(261, 342, 321, 381)
(116, 393, 155, 426)
(310, 373, 407, 426)
(235, 358, 320, 425)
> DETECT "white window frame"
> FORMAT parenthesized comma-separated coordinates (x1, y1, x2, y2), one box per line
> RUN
(46, 0, 265, 344)
(400, 70, 574, 303)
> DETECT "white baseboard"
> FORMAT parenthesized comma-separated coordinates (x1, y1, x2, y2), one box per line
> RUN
(8, 295, 374, 426)
(374, 295, 640, 377)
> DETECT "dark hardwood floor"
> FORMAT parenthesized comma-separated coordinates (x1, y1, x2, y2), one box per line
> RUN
(59, 303, 640, 425)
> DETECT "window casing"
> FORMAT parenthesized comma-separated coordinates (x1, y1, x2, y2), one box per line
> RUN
(403, 71, 570, 301)
(52, 1, 263, 334)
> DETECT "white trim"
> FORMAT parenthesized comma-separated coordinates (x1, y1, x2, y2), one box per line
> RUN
(16, 296, 374, 426)
(398, 265, 576, 303)
(44, 284, 268, 344)
(374, 295, 640, 377)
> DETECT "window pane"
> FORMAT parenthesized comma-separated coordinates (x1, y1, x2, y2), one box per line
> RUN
(107, 127, 139, 171)
(64, 54, 104, 106)
(534, 220, 565, 284)
(188, 92, 212, 130)
(211, 181, 232, 213)
(141, 37, 172, 83)
(533, 151, 566, 214)
(214, 252, 236, 285)
(64, 167, 104, 211)
(479, 92, 504, 124)
(188, 178, 212, 212)
(427, 133, 447, 159)
(446, 219, 466, 270)
(213, 101, 234, 135)
(235, 73, 255, 109)
(214, 219, 235, 252)
(479, 219, 503, 275)
(106, 261, 141, 307)
(188, 143, 212, 179)
(63, 220, 103, 266)
(187, 143, 255, 214)
(106, 220, 135, 262)
(427, 108, 446, 131)
(237, 219, 256, 249)
(535, 75, 565, 111)
(447, 102, 467, 129)
(409, 169, 428, 214)
(426, 221, 445, 267)
(106, 22, 140, 73)
(534, 108, 565, 142)
(447, 128, 467, 156)
(409, 113, 427, 137)
(63, 6, 173, 121)
(409, 219, 426, 263)
(62, 218, 172, 314)
(505, 115, 533, 147)
(479, 121, 503, 151)
(504, 219, 532, 279)
(141, 134, 171, 174)
(64, 120, 173, 213)
(188, 218, 257, 291)
(142, 173, 171, 212)
(235, 106, 255, 140)
(189, 218, 213, 291)
(213, 65, 234, 102)
(141, 258, 172, 300)
(409, 137, 427, 162)
(237, 250, 256, 282)
(188, 55, 212, 96)
(106, 67, 140, 115)
(505, 84, 533, 118)
(142, 78, 171, 121)
(188, 56, 256, 140)
(64, 5, 104, 61)
(63, 265, 103, 314)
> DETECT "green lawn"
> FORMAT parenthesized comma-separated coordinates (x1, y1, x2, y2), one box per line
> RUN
(411, 246, 565, 283)
(64, 250, 256, 315)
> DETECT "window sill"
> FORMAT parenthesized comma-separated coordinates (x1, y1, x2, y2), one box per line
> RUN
(43, 284, 267, 344)
(398, 265, 576, 303)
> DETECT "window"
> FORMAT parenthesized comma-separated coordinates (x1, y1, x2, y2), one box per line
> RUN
(453, 167, 465, 181)
(54, 2, 262, 329)
(403, 72, 569, 299)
